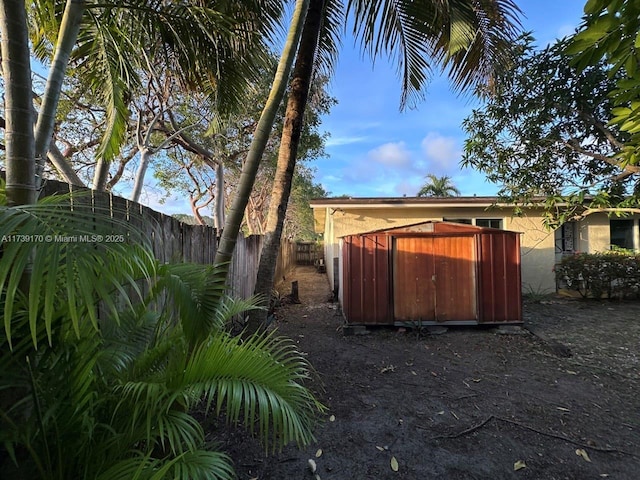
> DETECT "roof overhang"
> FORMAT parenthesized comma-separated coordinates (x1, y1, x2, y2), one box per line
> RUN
(309, 196, 550, 235)
(309, 196, 521, 209)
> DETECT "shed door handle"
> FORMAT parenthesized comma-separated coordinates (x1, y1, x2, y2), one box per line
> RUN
(432, 274, 436, 282)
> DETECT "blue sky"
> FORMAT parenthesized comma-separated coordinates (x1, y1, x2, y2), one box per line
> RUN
(141, 0, 588, 215)
(316, 0, 587, 198)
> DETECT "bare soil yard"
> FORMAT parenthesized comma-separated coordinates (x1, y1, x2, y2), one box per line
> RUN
(215, 266, 640, 479)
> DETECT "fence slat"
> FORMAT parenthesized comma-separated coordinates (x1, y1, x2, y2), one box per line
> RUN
(37, 179, 298, 301)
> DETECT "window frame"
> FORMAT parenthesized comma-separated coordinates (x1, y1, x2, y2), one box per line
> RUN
(609, 219, 636, 250)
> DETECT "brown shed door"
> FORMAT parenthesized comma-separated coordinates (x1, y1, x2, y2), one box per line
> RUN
(393, 236, 477, 322)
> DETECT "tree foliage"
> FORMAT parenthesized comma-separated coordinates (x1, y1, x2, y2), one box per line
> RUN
(417, 174, 460, 197)
(462, 34, 636, 225)
(153, 59, 333, 238)
(567, 0, 640, 169)
(0, 193, 322, 479)
(28, 0, 281, 173)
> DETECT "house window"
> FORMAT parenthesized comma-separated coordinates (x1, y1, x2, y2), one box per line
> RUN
(443, 218, 472, 225)
(475, 218, 503, 229)
(610, 219, 635, 250)
(555, 222, 576, 255)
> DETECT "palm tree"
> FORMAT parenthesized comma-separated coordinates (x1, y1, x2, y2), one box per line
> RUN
(1, 0, 36, 206)
(417, 174, 461, 197)
(249, 0, 522, 329)
(213, 0, 310, 267)
(0, 193, 321, 479)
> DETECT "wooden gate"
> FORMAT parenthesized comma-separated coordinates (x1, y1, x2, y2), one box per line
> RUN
(393, 236, 477, 322)
(296, 242, 320, 265)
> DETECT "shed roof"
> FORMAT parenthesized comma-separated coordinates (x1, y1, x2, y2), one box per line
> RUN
(339, 220, 520, 238)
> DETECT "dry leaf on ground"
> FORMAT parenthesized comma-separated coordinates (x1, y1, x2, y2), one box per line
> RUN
(576, 449, 592, 462)
(514, 460, 527, 471)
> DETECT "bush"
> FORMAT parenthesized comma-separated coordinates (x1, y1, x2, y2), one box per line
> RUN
(555, 251, 640, 299)
(0, 196, 322, 480)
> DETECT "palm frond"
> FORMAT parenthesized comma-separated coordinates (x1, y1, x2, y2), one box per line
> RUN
(98, 309, 160, 376)
(74, 6, 136, 163)
(346, 0, 522, 109)
(443, 0, 522, 93)
(152, 263, 230, 347)
(171, 450, 235, 480)
(314, 0, 344, 78)
(94, 451, 175, 480)
(181, 330, 323, 451)
(0, 194, 157, 347)
(28, 0, 63, 62)
(111, 0, 282, 112)
(213, 295, 265, 331)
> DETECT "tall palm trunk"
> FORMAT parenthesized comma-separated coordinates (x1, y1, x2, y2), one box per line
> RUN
(214, 160, 225, 229)
(214, 0, 309, 267)
(1, 0, 36, 206)
(250, 0, 325, 329)
(34, 0, 85, 189)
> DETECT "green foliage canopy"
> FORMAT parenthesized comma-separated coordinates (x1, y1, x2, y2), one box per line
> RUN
(462, 34, 634, 226)
(568, 0, 640, 168)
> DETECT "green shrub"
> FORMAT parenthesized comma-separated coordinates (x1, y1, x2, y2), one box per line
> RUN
(555, 251, 640, 299)
(0, 196, 323, 480)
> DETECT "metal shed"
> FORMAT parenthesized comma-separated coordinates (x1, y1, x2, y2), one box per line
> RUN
(341, 221, 522, 326)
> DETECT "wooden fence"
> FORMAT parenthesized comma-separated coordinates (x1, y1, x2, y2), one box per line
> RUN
(295, 242, 322, 265)
(38, 179, 296, 299)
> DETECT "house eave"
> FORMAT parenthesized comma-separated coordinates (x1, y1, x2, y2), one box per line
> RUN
(309, 196, 546, 210)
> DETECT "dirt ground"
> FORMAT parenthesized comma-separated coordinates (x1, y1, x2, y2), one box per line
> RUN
(216, 266, 640, 479)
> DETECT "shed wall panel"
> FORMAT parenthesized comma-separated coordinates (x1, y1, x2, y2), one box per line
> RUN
(343, 234, 391, 324)
(393, 236, 477, 322)
(478, 233, 522, 323)
(393, 237, 436, 321)
(432, 236, 477, 322)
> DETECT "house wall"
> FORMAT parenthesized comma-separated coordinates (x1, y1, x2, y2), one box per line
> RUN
(579, 212, 640, 252)
(505, 215, 556, 293)
(582, 214, 610, 253)
(320, 205, 558, 294)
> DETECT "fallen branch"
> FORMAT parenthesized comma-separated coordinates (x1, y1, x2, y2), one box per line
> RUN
(431, 415, 493, 439)
(433, 415, 640, 458)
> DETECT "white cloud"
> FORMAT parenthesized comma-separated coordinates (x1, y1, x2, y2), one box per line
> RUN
(323, 134, 469, 197)
(394, 180, 420, 197)
(322, 174, 342, 182)
(325, 135, 368, 147)
(330, 142, 421, 196)
(368, 142, 411, 167)
(420, 132, 462, 172)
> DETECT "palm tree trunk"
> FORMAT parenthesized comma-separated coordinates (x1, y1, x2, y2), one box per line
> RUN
(1, 0, 36, 206)
(214, 161, 225, 230)
(214, 0, 309, 266)
(34, 0, 85, 189)
(249, 0, 325, 330)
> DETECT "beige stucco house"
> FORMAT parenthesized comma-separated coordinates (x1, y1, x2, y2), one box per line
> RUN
(310, 196, 640, 296)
